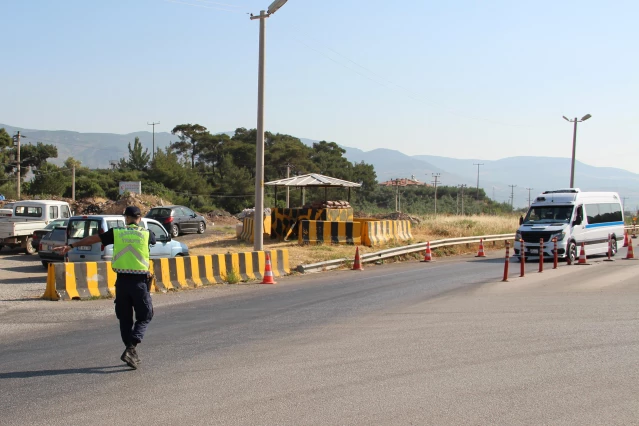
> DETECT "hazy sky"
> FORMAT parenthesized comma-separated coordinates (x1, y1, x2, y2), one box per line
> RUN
(2, 0, 638, 172)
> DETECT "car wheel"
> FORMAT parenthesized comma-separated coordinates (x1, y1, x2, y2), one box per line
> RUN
(25, 237, 36, 255)
(567, 241, 577, 263)
(197, 221, 206, 234)
(171, 224, 180, 238)
(41, 261, 49, 269)
(610, 237, 618, 256)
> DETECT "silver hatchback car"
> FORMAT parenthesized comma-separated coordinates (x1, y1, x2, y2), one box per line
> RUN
(66, 215, 189, 262)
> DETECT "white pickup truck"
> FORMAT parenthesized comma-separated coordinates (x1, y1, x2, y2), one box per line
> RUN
(0, 200, 73, 254)
(0, 202, 15, 218)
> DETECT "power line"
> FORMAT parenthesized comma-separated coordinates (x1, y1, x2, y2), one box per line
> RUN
(284, 23, 538, 129)
(163, 0, 247, 13)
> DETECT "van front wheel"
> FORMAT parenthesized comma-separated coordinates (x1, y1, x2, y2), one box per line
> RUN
(610, 237, 618, 256)
(567, 242, 577, 263)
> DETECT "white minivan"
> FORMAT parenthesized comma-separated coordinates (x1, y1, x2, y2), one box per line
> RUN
(514, 189, 624, 262)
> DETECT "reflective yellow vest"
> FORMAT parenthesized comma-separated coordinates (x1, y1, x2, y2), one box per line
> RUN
(112, 225, 150, 274)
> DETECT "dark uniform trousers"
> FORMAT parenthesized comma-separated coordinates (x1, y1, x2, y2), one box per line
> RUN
(114, 274, 154, 346)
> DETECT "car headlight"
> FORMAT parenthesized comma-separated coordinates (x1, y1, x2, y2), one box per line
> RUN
(551, 231, 565, 241)
(515, 231, 521, 240)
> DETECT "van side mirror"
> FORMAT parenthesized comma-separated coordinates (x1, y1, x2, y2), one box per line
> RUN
(573, 217, 582, 226)
(519, 216, 523, 225)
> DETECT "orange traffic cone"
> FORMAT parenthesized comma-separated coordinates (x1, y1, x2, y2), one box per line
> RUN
(261, 252, 277, 284)
(353, 246, 364, 271)
(624, 242, 636, 260)
(623, 231, 629, 247)
(577, 242, 589, 265)
(475, 239, 486, 257)
(421, 242, 433, 262)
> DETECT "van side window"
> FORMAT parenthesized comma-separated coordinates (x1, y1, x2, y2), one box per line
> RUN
(61, 206, 71, 218)
(49, 206, 58, 219)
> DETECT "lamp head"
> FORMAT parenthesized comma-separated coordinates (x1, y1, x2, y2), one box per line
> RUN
(267, 0, 288, 14)
(580, 114, 592, 121)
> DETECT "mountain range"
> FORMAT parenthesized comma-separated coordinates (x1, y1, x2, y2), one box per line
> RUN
(3, 123, 638, 210)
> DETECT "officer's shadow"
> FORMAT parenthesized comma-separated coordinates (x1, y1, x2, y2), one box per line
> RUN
(0, 365, 131, 379)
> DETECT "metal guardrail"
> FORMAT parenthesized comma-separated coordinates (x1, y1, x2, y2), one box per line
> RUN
(297, 233, 516, 273)
(297, 225, 638, 273)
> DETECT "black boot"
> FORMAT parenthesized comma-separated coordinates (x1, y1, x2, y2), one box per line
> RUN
(130, 346, 141, 364)
(120, 346, 138, 370)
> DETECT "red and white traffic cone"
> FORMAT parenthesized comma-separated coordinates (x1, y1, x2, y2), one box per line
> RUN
(623, 231, 629, 248)
(624, 241, 636, 260)
(421, 242, 433, 262)
(261, 252, 277, 284)
(577, 242, 589, 265)
(475, 239, 486, 257)
(352, 246, 364, 271)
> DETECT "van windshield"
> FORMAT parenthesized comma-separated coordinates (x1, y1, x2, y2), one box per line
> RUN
(523, 205, 573, 224)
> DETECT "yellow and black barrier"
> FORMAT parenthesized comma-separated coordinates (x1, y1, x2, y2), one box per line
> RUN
(42, 249, 291, 301)
(239, 217, 272, 242)
(354, 219, 413, 246)
(298, 220, 362, 245)
(271, 207, 354, 240)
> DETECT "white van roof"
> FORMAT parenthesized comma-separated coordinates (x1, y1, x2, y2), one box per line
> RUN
(532, 190, 620, 206)
(15, 200, 69, 206)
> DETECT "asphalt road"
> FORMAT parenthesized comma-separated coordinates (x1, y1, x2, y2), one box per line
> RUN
(1, 253, 639, 425)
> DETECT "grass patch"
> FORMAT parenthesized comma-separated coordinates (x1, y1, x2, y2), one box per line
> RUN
(225, 269, 241, 284)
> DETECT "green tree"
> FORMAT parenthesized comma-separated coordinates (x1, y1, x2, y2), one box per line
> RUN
(28, 163, 68, 196)
(123, 137, 150, 171)
(171, 124, 209, 168)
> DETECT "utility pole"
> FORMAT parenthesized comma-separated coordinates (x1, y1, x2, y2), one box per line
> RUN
(13, 132, 21, 200)
(508, 184, 517, 210)
(458, 184, 467, 215)
(72, 166, 76, 201)
(284, 162, 294, 208)
(492, 186, 495, 200)
(563, 114, 592, 188)
(431, 173, 440, 217)
(622, 196, 629, 213)
(525, 187, 533, 208)
(473, 163, 484, 199)
(147, 121, 160, 161)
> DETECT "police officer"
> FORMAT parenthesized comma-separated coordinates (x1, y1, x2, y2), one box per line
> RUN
(55, 206, 155, 369)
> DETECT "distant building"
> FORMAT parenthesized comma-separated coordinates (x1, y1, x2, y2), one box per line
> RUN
(379, 175, 429, 187)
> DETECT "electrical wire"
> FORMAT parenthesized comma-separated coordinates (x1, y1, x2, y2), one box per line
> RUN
(163, 0, 247, 14)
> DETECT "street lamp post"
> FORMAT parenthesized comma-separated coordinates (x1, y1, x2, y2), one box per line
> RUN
(563, 114, 592, 188)
(250, 0, 288, 252)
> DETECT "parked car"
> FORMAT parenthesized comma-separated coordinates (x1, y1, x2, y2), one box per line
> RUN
(0, 202, 15, 218)
(38, 226, 68, 268)
(145, 205, 208, 237)
(65, 215, 189, 263)
(31, 218, 69, 251)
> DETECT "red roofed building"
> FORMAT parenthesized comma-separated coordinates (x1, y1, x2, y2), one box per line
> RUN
(379, 175, 429, 187)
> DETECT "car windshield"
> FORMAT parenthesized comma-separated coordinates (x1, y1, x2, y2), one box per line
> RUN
(45, 219, 68, 230)
(523, 205, 574, 224)
(148, 208, 171, 216)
